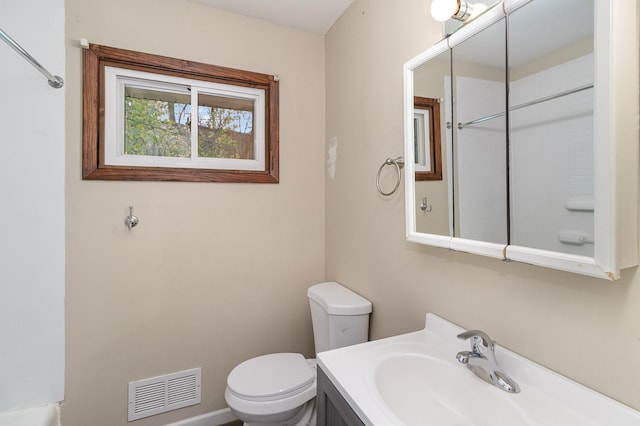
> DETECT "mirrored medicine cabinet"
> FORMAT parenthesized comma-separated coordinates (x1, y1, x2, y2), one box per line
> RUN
(403, 0, 639, 279)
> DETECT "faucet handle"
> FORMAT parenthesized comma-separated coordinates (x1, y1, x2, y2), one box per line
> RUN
(457, 330, 495, 352)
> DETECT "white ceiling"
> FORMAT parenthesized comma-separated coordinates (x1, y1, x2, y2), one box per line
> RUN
(191, 0, 354, 34)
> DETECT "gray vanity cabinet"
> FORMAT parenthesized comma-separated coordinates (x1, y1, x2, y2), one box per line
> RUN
(317, 367, 365, 426)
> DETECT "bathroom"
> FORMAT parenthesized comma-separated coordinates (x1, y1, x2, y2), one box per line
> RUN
(1, 0, 639, 425)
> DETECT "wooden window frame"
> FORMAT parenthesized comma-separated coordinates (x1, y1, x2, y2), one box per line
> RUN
(82, 44, 279, 183)
(413, 96, 443, 181)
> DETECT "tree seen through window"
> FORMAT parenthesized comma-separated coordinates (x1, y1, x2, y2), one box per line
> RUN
(124, 88, 254, 160)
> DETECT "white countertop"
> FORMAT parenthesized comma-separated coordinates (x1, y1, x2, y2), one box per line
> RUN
(317, 313, 640, 426)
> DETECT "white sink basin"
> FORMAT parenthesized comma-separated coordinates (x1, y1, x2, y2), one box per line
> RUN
(374, 353, 528, 425)
(317, 314, 640, 426)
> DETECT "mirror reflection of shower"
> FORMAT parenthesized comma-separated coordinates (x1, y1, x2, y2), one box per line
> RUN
(411, 0, 596, 256)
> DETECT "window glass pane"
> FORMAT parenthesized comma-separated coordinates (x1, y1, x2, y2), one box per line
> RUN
(124, 86, 191, 157)
(197, 93, 254, 160)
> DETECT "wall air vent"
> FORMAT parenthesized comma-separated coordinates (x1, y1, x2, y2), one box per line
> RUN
(128, 367, 201, 421)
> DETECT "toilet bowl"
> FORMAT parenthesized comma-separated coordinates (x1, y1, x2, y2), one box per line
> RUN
(225, 282, 372, 426)
(224, 353, 317, 426)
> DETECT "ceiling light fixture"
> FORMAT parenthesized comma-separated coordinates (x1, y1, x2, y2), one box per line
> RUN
(430, 0, 488, 22)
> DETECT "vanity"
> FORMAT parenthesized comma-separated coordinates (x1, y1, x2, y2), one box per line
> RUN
(316, 313, 640, 426)
(404, 0, 638, 280)
(316, 367, 364, 426)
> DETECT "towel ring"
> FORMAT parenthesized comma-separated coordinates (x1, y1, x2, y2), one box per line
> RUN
(376, 156, 405, 196)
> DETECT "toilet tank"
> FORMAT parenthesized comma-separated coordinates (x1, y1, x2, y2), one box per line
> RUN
(307, 282, 372, 354)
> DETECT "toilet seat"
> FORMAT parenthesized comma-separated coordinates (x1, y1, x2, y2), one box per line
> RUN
(225, 354, 317, 421)
(227, 353, 315, 401)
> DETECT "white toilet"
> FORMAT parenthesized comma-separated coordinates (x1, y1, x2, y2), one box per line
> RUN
(224, 282, 372, 426)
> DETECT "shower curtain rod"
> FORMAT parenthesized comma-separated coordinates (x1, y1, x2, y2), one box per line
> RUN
(0, 27, 64, 88)
(458, 83, 593, 129)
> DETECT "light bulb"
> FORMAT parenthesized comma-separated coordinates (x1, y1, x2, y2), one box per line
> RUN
(430, 0, 459, 22)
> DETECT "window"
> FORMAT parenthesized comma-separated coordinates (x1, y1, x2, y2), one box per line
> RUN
(83, 44, 279, 182)
(413, 96, 442, 181)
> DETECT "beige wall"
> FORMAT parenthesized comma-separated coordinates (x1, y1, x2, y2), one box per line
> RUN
(511, 37, 594, 80)
(62, 0, 640, 423)
(326, 0, 640, 412)
(64, 0, 325, 425)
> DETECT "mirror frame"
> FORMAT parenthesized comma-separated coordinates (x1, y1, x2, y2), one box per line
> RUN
(404, 0, 638, 280)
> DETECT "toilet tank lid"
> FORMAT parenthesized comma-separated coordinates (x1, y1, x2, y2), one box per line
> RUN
(307, 282, 372, 315)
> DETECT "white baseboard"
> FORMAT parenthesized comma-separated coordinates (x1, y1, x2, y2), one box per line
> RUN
(164, 407, 238, 426)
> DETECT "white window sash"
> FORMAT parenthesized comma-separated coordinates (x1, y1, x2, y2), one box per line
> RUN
(104, 66, 266, 171)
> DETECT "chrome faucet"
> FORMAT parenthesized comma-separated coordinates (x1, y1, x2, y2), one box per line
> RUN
(456, 330, 520, 393)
